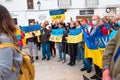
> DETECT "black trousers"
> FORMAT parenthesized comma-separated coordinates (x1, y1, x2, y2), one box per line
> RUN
(94, 64, 102, 78)
(37, 42, 41, 50)
(68, 43, 78, 64)
(50, 42, 56, 56)
(62, 42, 68, 54)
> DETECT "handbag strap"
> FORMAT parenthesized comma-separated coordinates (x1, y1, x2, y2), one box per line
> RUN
(0, 43, 21, 53)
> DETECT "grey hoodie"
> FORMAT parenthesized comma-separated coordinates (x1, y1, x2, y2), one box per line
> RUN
(0, 34, 22, 80)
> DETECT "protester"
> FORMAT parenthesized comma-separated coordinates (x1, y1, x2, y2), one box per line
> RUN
(15, 25, 25, 51)
(90, 15, 103, 80)
(102, 29, 120, 80)
(80, 18, 92, 73)
(41, 23, 51, 61)
(0, 5, 22, 80)
(49, 26, 56, 57)
(67, 21, 78, 66)
(57, 22, 67, 63)
(35, 21, 41, 50)
(26, 23, 39, 60)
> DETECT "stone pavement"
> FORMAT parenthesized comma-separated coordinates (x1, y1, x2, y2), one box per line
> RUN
(23, 46, 95, 80)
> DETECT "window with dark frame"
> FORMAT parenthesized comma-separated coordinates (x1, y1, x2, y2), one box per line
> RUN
(27, 0, 34, 9)
(80, 10, 94, 15)
(13, 18, 18, 25)
(28, 19, 35, 25)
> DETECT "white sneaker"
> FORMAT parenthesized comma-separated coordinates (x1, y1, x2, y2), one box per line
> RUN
(62, 60, 66, 63)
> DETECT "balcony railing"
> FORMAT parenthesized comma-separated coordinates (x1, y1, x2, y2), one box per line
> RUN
(58, 0, 71, 9)
(85, 0, 99, 7)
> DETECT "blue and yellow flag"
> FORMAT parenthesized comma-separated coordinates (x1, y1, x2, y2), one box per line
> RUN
(49, 28, 64, 42)
(49, 9, 66, 21)
(85, 44, 102, 69)
(84, 28, 103, 69)
(67, 27, 82, 43)
(97, 36, 110, 50)
(20, 24, 41, 39)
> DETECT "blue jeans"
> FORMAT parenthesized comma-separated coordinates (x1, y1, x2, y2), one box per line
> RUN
(57, 43, 66, 60)
(42, 43, 50, 59)
(19, 46, 22, 51)
(77, 43, 82, 60)
(81, 48, 91, 70)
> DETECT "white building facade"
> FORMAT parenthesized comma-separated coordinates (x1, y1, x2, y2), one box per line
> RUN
(0, 0, 120, 26)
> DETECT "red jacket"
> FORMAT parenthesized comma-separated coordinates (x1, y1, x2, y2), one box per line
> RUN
(18, 31, 24, 46)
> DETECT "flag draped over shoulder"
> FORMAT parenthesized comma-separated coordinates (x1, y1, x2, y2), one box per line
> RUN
(20, 24, 41, 39)
(85, 44, 102, 69)
(84, 28, 103, 69)
(97, 36, 110, 49)
(67, 27, 82, 43)
(49, 28, 64, 42)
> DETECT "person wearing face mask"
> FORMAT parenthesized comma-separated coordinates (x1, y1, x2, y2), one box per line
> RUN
(89, 15, 104, 80)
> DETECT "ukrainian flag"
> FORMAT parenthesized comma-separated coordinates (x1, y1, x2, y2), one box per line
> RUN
(21, 24, 41, 39)
(49, 28, 64, 42)
(49, 9, 66, 21)
(67, 27, 82, 43)
(84, 29, 103, 69)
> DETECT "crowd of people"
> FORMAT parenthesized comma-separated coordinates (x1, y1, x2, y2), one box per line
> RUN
(17, 14, 120, 80)
(1, 4, 120, 80)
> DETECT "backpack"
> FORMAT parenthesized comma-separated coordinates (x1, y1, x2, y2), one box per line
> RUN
(0, 43, 35, 80)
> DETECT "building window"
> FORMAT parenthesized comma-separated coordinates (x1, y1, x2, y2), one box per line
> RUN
(13, 18, 18, 25)
(85, 0, 99, 6)
(80, 10, 94, 15)
(58, 0, 71, 8)
(28, 19, 35, 25)
(27, 0, 34, 9)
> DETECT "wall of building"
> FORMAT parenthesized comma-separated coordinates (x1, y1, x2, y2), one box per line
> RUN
(0, 0, 120, 26)
(10, 11, 27, 26)
(0, 0, 27, 11)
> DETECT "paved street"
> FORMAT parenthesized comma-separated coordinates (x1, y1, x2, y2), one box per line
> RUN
(23, 46, 94, 80)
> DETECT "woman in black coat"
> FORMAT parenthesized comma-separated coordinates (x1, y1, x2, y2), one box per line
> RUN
(67, 21, 78, 66)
